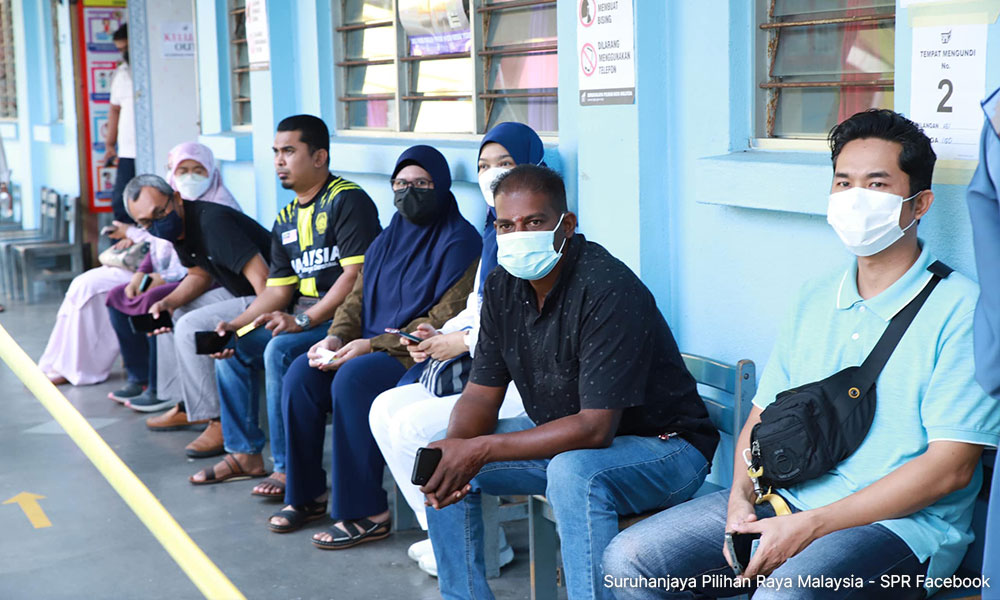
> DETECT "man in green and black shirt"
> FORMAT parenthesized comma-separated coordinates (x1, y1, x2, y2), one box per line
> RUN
(186, 115, 382, 491)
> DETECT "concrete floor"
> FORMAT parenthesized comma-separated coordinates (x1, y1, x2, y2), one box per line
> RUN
(0, 286, 559, 600)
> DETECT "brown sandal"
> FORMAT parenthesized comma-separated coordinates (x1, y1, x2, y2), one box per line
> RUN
(189, 454, 266, 485)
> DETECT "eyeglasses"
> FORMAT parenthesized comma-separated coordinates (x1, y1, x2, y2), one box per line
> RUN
(391, 178, 433, 191)
(137, 195, 174, 229)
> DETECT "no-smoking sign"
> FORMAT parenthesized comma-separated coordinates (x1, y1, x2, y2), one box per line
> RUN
(581, 43, 597, 77)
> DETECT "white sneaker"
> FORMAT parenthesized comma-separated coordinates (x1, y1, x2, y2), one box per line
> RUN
(418, 552, 438, 577)
(417, 532, 515, 578)
(408, 538, 434, 562)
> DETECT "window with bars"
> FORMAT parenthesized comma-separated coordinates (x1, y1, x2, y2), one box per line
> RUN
(0, 0, 16, 120)
(334, 0, 557, 135)
(229, 0, 251, 127)
(756, 0, 894, 139)
(51, 0, 63, 121)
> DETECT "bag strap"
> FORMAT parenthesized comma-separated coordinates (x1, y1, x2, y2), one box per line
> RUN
(854, 260, 953, 388)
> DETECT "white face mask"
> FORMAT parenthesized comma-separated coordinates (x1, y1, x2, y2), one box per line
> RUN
(175, 172, 211, 200)
(826, 187, 920, 257)
(496, 213, 567, 280)
(478, 167, 512, 208)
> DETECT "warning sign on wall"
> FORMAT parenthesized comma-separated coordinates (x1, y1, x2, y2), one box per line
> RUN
(577, 0, 635, 106)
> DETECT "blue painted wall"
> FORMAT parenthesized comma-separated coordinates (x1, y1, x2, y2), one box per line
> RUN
(192, 0, 1000, 387)
(4, 0, 79, 228)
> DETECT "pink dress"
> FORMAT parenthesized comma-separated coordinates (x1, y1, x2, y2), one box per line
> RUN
(37, 142, 241, 385)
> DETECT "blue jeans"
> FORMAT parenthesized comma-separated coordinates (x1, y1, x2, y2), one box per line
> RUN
(602, 490, 927, 599)
(107, 305, 156, 388)
(215, 324, 328, 473)
(426, 416, 710, 600)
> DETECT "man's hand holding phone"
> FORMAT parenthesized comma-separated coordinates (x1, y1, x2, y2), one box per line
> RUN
(148, 300, 175, 335)
(209, 321, 239, 359)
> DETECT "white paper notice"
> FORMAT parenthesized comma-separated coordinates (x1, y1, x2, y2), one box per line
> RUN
(910, 24, 986, 161)
(161, 22, 194, 59)
(578, 0, 635, 106)
(246, 0, 270, 71)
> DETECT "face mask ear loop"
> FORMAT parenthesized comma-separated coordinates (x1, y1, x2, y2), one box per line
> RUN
(553, 212, 567, 254)
(900, 189, 926, 234)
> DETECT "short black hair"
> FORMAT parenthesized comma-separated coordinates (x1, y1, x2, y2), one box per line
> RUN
(113, 23, 127, 41)
(493, 165, 567, 214)
(277, 114, 330, 165)
(829, 109, 936, 196)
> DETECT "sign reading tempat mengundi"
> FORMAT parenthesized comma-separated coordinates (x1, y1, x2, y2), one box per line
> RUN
(578, 0, 635, 106)
(910, 23, 987, 161)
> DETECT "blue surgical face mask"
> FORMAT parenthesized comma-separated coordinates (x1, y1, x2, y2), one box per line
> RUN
(148, 205, 184, 242)
(496, 213, 567, 280)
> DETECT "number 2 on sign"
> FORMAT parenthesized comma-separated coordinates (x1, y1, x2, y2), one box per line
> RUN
(937, 79, 953, 113)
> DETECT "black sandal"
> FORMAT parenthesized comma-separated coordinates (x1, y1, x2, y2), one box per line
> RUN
(312, 517, 391, 550)
(267, 500, 327, 534)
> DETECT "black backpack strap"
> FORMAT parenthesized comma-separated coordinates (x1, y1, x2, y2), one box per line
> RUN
(855, 260, 953, 386)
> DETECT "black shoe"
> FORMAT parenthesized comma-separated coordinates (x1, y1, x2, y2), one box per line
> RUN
(109, 382, 146, 404)
(126, 389, 175, 413)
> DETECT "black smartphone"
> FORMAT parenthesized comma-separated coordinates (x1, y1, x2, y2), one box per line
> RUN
(138, 274, 152, 293)
(411, 447, 443, 486)
(129, 312, 173, 334)
(385, 327, 423, 343)
(194, 331, 234, 355)
(724, 531, 761, 575)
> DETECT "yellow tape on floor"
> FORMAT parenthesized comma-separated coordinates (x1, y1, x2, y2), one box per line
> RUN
(0, 324, 245, 600)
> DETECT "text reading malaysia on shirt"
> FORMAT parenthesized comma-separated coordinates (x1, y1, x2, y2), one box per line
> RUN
(291, 246, 342, 274)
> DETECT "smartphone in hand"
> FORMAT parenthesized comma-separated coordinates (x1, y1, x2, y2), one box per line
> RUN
(129, 312, 173, 334)
(385, 327, 423, 343)
(724, 531, 761, 575)
(194, 331, 234, 355)
(411, 447, 443, 486)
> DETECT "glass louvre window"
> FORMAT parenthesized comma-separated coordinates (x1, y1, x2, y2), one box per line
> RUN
(0, 0, 16, 120)
(756, 0, 895, 139)
(334, 0, 557, 135)
(229, 0, 252, 127)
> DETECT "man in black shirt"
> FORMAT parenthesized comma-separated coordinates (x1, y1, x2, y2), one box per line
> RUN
(124, 174, 271, 457)
(423, 165, 719, 600)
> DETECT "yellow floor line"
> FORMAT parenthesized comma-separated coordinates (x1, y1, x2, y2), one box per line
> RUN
(0, 324, 245, 600)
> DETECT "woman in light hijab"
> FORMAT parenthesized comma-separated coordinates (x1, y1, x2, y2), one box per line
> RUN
(268, 145, 481, 552)
(38, 142, 240, 388)
(369, 122, 544, 575)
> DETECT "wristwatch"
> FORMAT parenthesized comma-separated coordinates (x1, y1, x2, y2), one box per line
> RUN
(295, 313, 312, 330)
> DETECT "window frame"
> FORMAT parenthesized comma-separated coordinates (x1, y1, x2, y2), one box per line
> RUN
(0, 0, 17, 121)
(753, 0, 895, 144)
(332, 0, 558, 138)
(228, 0, 252, 129)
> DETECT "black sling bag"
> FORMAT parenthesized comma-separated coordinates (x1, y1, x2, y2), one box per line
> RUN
(749, 260, 953, 490)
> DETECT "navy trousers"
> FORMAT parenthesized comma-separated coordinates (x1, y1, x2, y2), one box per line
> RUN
(282, 351, 406, 520)
(107, 305, 157, 388)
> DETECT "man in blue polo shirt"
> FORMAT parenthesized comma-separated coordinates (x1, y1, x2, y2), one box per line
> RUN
(603, 109, 1000, 599)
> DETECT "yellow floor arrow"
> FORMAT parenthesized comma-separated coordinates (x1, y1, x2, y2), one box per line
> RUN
(3, 492, 52, 529)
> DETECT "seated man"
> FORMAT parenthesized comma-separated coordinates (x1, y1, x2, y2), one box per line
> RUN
(422, 165, 719, 600)
(603, 109, 1000, 599)
(124, 174, 272, 458)
(188, 114, 381, 490)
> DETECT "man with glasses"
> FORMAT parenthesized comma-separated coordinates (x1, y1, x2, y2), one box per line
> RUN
(124, 173, 271, 457)
(187, 115, 382, 492)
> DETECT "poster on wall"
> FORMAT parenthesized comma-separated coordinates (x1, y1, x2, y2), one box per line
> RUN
(246, 0, 270, 70)
(577, 0, 636, 106)
(398, 0, 471, 56)
(161, 22, 195, 59)
(79, 0, 128, 212)
(909, 23, 987, 161)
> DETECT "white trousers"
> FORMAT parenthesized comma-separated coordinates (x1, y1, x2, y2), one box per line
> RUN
(370, 381, 526, 529)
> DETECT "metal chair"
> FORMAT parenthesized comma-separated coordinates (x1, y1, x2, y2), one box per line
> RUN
(0, 188, 60, 300)
(527, 353, 756, 600)
(11, 193, 85, 302)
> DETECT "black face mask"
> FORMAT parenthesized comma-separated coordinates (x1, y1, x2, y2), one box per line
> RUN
(122, 49, 129, 64)
(394, 187, 444, 226)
